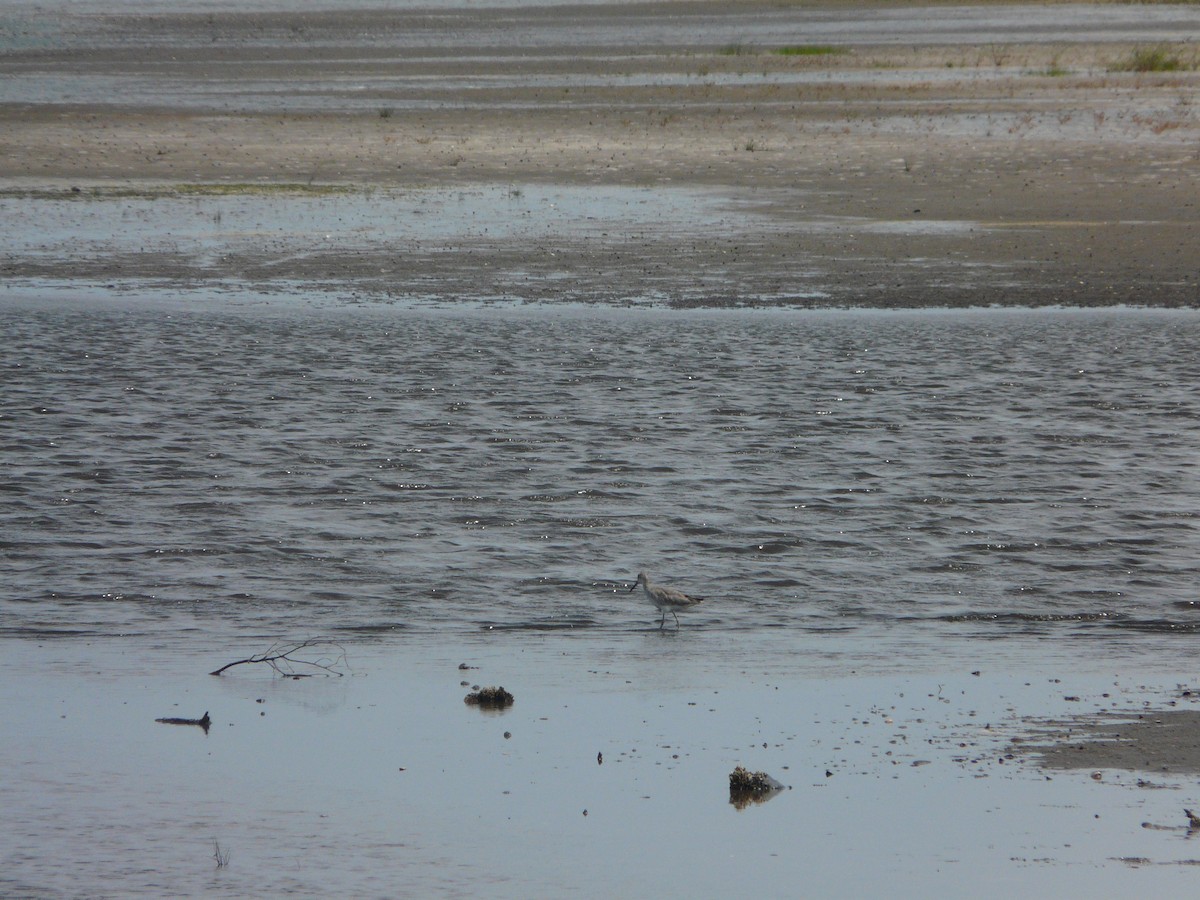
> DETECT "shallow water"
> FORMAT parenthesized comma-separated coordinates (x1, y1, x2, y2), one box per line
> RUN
(6, 295, 1200, 898)
(0, 185, 758, 260)
(3, 296, 1199, 675)
(5, 639, 1200, 899)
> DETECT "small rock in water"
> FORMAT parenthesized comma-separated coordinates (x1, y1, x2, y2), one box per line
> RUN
(728, 766, 787, 808)
(464, 686, 515, 708)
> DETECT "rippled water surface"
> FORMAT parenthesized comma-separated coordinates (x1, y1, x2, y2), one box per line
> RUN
(3, 296, 1199, 671)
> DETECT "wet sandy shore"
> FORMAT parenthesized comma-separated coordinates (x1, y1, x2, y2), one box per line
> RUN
(2, 1, 1198, 306)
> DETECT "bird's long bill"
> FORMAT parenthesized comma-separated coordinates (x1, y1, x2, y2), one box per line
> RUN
(627, 582, 637, 592)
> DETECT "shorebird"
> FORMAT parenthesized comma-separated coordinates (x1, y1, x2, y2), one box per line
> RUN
(629, 571, 704, 629)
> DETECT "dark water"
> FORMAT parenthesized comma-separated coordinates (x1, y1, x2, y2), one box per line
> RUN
(3, 296, 1198, 669)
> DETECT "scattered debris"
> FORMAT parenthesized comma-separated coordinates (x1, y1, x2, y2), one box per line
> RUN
(464, 686, 515, 708)
(1134, 778, 1175, 789)
(1186, 808, 1200, 829)
(155, 711, 211, 733)
(1142, 821, 1176, 831)
(458, 663, 478, 670)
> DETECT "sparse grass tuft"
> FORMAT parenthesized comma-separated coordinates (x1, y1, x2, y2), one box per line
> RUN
(1110, 45, 1184, 73)
(1032, 65, 1071, 77)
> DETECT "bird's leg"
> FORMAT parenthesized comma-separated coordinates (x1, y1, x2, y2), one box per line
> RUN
(659, 610, 667, 629)
(672, 611, 680, 627)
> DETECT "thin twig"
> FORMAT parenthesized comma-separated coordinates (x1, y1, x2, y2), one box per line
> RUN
(209, 639, 348, 677)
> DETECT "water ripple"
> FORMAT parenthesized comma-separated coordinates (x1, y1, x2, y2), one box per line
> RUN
(2, 302, 1199, 662)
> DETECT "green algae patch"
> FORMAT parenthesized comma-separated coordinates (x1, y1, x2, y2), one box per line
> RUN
(773, 45, 849, 57)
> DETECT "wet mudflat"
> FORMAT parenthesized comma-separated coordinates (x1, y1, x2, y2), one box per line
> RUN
(1, 0, 1198, 306)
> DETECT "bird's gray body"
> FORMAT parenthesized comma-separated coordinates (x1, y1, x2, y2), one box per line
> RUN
(630, 571, 704, 628)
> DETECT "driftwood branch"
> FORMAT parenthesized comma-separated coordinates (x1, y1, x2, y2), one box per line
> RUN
(156, 711, 212, 733)
(209, 639, 348, 677)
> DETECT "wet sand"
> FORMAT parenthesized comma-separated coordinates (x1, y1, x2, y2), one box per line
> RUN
(2, 1, 1198, 306)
